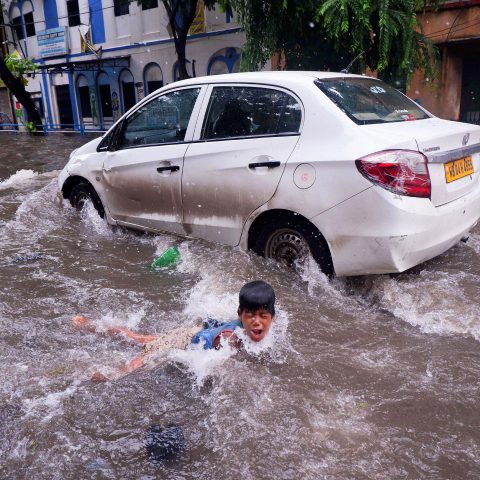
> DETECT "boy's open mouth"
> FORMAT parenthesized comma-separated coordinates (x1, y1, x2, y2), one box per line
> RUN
(250, 328, 264, 340)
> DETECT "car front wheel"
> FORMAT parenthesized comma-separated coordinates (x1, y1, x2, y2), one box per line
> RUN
(69, 182, 105, 218)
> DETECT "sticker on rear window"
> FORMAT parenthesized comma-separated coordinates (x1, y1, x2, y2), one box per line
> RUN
(369, 86, 386, 94)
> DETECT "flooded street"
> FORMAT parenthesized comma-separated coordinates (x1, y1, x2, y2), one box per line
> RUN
(1, 133, 480, 479)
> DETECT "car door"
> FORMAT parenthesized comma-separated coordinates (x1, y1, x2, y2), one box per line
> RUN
(182, 84, 303, 245)
(101, 86, 205, 235)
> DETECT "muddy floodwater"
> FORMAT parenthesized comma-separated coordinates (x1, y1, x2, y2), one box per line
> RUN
(1, 133, 480, 479)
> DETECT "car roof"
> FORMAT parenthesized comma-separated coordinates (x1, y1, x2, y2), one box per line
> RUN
(168, 71, 374, 88)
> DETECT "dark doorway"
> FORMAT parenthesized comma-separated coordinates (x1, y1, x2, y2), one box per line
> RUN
(122, 81, 136, 111)
(99, 85, 112, 117)
(460, 55, 480, 125)
(32, 97, 44, 121)
(55, 85, 74, 128)
(78, 85, 92, 118)
(99, 84, 113, 126)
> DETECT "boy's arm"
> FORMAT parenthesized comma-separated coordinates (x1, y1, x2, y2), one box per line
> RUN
(192, 321, 243, 350)
(72, 315, 159, 344)
(105, 326, 159, 344)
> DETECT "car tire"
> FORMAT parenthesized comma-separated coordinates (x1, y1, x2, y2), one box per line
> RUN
(251, 217, 334, 276)
(69, 182, 105, 218)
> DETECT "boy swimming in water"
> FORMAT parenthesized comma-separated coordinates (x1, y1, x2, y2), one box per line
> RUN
(72, 280, 276, 381)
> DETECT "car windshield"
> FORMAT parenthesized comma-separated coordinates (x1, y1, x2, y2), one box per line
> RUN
(315, 77, 430, 125)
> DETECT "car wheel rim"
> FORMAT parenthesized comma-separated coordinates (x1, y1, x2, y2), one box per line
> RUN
(75, 193, 91, 211)
(265, 229, 308, 267)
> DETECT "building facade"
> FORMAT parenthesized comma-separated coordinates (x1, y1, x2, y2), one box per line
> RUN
(1, 0, 246, 131)
(407, 0, 480, 124)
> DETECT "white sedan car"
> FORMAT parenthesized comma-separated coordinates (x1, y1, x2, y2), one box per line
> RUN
(58, 71, 480, 276)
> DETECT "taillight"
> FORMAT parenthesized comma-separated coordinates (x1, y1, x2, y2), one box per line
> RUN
(355, 150, 431, 198)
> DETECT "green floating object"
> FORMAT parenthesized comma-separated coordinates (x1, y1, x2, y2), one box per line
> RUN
(150, 246, 180, 269)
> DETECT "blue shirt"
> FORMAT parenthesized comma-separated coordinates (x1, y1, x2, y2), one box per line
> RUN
(191, 320, 242, 350)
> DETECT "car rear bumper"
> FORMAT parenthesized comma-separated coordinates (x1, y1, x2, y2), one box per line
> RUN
(312, 185, 480, 276)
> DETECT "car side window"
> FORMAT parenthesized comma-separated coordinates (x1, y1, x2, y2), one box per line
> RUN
(119, 88, 200, 148)
(201, 86, 301, 140)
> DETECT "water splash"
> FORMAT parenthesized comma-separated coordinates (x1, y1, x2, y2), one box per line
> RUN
(96, 309, 146, 332)
(169, 341, 237, 385)
(80, 201, 112, 237)
(0, 169, 38, 190)
(353, 270, 480, 340)
(181, 274, 238, 321)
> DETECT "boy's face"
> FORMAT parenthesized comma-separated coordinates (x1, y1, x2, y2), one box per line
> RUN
(238, 307, 274, 342)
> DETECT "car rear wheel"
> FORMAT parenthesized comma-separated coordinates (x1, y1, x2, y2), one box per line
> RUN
(251, 217, 334, 276)
(69, 182, 105, 218)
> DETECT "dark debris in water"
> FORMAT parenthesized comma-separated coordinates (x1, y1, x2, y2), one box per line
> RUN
(145, 424, 185, 464)
(9, 252, 47, 265)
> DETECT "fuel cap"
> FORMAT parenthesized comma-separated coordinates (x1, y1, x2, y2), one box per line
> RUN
(293, 163, 316, 189)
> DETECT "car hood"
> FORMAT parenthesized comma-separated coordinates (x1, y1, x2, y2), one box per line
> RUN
(66, 136, 103, 171)
(72, 136, 104, 157)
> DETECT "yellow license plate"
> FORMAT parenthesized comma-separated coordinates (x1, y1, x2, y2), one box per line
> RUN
(444, 156, 474, 183)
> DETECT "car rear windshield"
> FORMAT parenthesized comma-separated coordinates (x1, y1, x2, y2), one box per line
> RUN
(315, 77, 430, 125)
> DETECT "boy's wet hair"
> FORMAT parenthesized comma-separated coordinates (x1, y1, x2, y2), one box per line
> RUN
(239, 280, 275, 316)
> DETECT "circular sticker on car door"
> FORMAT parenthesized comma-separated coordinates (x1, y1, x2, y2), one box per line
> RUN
(293, 163, 316, 189)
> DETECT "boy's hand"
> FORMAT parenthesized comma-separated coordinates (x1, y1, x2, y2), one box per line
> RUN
(72, 315, 97, 333)
(214, 330, 242, 350)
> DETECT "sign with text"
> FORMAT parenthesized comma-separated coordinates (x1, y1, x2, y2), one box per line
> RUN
(37, 27, 69, 58)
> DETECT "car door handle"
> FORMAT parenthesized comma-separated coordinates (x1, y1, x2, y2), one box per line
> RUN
(248, 161, 281, 169)
(157, 165, 180, 173)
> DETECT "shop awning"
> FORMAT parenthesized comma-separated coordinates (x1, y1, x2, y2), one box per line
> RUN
(37, 55, 130, 74)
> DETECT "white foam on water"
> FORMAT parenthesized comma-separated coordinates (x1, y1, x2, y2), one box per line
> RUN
(297, 254, 332, 294)
(296, 246, 480, 343)
(80, 201, 112, 237)
(169, 341, 237, 386)
(175, 241, 202, 276)
(78, 200, 172, 250)
(22, 380, 81, 423)
(175, 240, 252, 278)
(0, 169, 38, 190)
(0, 180, 66, 252)
(363, 271, 480, 341)
(152, 236, 179, 256)
(296, 254, 357, 310)
(10, 437, 29, 460)
(181, 274, 239, 322)
(38, 170, 59, 180)
(96, 308, 145, 331)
